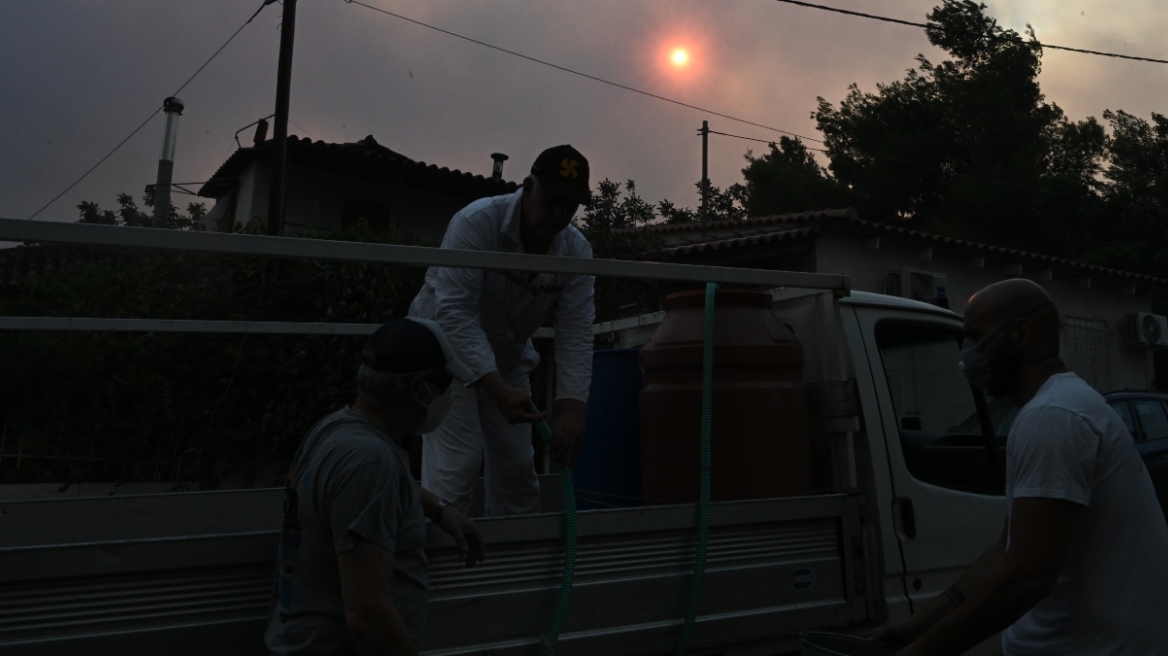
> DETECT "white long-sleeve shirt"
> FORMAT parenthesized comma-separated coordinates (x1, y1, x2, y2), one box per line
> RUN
(408, 189, 595, 403)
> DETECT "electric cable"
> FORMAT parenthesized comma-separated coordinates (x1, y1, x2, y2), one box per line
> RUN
(26, 1, 271, 221)
(342, 0, 820, 144)
(770, 0, 1168, 65)
(345, 0, 1148, 210)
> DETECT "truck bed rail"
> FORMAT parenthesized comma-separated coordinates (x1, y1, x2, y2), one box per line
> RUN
(0, 490, 867, 655)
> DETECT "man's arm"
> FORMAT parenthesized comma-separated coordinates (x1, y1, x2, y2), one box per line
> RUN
(427, 210, 501, 386)
(866, 521, 1008, 646)
(900, 497, 1083, 655)
(420, 488, 486, 566)
(338, 539, 416, 656)
(477, 371, 546, 424)
(548, 235, 595, 468)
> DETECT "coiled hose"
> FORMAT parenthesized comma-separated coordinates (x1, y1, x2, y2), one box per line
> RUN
(530, 404, 579, 656)
(673, 281, 717, 656)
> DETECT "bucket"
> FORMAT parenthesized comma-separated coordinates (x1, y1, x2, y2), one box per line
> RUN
(799, 632, 897, 656)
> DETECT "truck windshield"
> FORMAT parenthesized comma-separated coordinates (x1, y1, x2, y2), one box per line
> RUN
(875, 322, 1008, 495)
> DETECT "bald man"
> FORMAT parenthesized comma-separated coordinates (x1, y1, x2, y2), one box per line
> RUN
(868, 279, 1168, 655)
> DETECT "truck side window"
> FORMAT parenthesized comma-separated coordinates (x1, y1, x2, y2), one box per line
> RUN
(876, 323, 1005, 494)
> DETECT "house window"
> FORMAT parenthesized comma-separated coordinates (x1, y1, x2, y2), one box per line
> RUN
(341, 199, 392, 234)
(1062, 316, 1113, 391)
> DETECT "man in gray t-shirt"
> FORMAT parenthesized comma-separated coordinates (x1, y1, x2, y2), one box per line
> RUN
(266, 318, 485, 655)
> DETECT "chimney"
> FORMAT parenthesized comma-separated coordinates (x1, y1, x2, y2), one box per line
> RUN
(151, 96, 185, 228)
(253, 118, 269, 147)
(490, 152, 509, 181)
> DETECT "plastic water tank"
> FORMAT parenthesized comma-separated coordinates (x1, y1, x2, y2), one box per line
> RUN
(639, 288, 812, 503)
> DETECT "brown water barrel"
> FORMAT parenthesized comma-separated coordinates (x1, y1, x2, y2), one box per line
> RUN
(639, 288, 812, 503)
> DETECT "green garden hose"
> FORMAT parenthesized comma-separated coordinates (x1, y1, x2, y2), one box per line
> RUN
(673, 281, 718, 656)
(530, 403, 579, 656)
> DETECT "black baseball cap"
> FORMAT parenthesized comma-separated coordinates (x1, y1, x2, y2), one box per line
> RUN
(361, 317, 473, 383)
(530, 144, 591, 207)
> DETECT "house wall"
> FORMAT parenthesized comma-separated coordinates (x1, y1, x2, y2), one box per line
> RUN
(218, 162, 493, 243)
(813, 232, 1155, 391)
(280, 165, 484, 243)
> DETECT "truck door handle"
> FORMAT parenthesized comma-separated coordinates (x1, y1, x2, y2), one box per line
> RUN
(896, 497, 917, 539)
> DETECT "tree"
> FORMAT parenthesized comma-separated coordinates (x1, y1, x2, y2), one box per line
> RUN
(813, 0, 1105, 254)
(573, 179, 748, 322)
(1083, 110, 1168, 276)
(739, 136, 852, 216)
(78, 190, 207, 230)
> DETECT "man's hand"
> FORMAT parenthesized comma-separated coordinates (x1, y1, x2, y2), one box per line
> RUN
(478, 372, 546, 424)
(437, 506, 486, 567)
(550, 399, 587, 470)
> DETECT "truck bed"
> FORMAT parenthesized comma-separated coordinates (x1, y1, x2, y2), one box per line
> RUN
(0, 489, 868, 655)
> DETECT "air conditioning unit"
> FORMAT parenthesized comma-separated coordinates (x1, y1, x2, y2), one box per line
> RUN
(1124, 312, 1168, 349)
(887, 268, 948, 308)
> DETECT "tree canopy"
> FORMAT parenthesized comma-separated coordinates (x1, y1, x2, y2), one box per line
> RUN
(807, 0, 1166, 277)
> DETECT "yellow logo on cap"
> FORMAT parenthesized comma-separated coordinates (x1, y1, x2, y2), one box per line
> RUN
(560, 159, 579, 179)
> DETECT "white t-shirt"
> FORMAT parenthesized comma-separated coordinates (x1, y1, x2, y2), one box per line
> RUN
(1002, 373, 1168, 655)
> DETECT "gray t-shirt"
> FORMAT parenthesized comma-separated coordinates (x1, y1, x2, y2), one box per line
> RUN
(266, 408, 429, 655)
(1002, 373, 1168, 655)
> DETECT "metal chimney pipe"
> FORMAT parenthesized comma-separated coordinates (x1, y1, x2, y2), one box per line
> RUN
(253, 118, 269, 147)
(152, 97, 184, 228)
(490, 152, 509, 181)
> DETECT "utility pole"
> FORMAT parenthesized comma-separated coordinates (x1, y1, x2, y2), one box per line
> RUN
(267, 0, 296, 237)
(152, 97, 184, 228)
(700, 120, 709, 222)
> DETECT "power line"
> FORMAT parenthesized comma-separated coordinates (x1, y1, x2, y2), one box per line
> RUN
(347, 0, 1153, 213)
(771, 0, 1168, 65)
(707, 129, 785, 147)
(26, 1, 271, 221)
(342, 0, 823, 144)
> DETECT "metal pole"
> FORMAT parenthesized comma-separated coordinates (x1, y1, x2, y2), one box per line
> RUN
(700, 120, 709, 222)
(152, 97, 184, 228)
(0, 217, 852, 292)
(267, 0, 296, 237)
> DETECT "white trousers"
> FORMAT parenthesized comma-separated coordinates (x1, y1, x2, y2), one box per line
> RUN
(421, 368, 541, 517)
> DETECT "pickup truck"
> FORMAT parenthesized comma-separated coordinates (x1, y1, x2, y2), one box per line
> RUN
(0, 285, 1008, 655)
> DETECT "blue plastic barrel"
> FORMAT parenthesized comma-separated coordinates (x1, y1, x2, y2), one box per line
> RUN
(574, 348, 642, 510)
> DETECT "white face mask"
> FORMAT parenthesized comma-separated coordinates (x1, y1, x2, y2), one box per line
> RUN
(415, 383, 453, 434)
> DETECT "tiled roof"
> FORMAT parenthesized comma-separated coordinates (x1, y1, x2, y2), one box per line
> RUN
(198, 135, 519, 200)
(624, 209, 846, 257)
(624, 209, 1168, 286)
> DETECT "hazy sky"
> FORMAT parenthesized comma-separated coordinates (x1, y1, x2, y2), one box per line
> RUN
(1, 0, 1165, 225)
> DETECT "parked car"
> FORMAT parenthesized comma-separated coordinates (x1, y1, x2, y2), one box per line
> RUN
(1102, 390, 1168, 519)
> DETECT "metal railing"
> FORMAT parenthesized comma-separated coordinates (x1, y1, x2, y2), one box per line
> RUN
(0, 217, 848, 335)
(0, 218, 849, 290)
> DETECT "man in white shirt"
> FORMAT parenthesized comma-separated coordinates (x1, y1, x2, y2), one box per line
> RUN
(868, 278, 1168, 655)
(409, 145, 595, 517)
